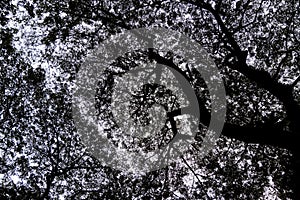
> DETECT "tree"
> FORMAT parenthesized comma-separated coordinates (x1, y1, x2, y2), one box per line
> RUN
(1, 0, 299, 199)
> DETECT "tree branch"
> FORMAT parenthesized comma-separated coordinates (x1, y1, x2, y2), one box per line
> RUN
(188, 0, 296, 105)
(291, 76, 300, 88)
(168, 106, 296, 150)
(222, 123, 296, 150)
(150, 45, 298, 151)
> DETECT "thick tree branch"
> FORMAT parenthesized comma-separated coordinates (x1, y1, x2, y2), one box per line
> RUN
(168, 106, 296, 150)
(188, 1, 297, 105)
(100, 1, 300, 152)
(148, 50, 211, 126)
(291, 76, 300, 88)
(188, 1, 300, 139)
(222, 123, 296, 150)
(150, 46, 299, 151)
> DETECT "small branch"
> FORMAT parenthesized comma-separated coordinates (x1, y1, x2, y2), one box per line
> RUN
(291, 76, 300, 88)
(180, 156, 212, 200)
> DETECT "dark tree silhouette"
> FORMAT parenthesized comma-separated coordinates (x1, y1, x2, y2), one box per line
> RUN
(1, 0, 299, 199)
